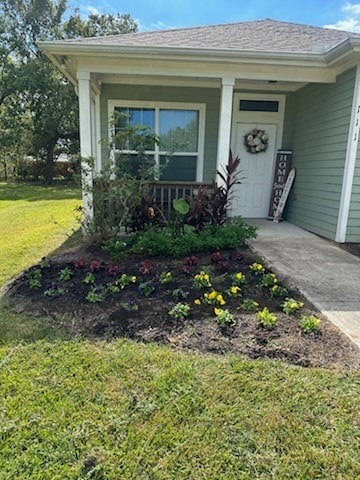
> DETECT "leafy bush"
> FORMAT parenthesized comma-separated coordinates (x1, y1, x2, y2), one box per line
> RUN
(128, 217, 257, 258)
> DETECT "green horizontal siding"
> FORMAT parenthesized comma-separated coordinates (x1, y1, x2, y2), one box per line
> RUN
(100, 84, 220, 182)
(286, 68, 356, 240)
(346, 145, 360, 241)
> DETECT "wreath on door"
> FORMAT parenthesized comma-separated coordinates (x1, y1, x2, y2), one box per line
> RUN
(244, 128, 268, 154)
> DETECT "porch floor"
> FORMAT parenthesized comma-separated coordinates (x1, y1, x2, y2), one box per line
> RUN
(246, 219, 360, 350)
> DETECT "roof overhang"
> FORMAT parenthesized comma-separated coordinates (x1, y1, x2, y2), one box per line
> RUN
(39, 37, 360, 90)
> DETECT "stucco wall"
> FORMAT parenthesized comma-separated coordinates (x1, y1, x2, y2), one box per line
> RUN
(100, 84, 220, 182)
(285, 68, 356, 241)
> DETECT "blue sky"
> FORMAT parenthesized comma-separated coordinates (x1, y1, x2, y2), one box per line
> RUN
(68, 1, 360, 32)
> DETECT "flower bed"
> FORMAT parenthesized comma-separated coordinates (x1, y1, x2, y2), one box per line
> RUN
(5, 246, 360, 369)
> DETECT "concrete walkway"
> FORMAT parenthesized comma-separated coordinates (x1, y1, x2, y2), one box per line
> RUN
(247, 220, 360, 350)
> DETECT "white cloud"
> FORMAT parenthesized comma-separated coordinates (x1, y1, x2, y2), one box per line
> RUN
(138, 20, 178, 32)
(324, 2, 360, 32)
(84, 6, 101, 15)
(342, 2, 360, 15)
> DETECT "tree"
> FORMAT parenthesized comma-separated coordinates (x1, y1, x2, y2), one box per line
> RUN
(62, 10, 137, 38)
(0, 0, 138, 184)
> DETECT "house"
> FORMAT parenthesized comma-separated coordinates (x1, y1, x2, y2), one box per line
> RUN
(40, 19, 360, 242)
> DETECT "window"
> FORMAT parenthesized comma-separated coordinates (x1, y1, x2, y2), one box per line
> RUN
(240, 100, 279, 112)
(110, 101, 205, 182)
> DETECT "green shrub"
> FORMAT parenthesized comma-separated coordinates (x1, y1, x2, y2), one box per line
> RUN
(128, 217, 257, 258)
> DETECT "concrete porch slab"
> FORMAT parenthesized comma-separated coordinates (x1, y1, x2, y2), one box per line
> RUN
(246, 219, 360, 350)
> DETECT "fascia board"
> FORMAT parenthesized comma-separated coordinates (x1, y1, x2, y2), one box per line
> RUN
(39, 40, 328, 67)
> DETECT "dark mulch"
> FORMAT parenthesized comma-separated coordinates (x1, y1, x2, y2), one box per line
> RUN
(4, 245, 360, 370)
(339, 243, 360, 259)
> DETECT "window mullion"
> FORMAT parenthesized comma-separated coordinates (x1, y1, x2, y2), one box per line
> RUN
(154, 107, 160, 179)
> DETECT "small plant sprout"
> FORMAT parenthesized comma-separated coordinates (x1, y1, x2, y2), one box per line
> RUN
(231, 272, 246, 286)
(216, 260, 230, 272)
(210, 251, 222, 263)
(270, 284, 288, 298)
(139, 281, 156, 296)
(227, 285, 242, 298)
(120, 301, 139, 313)
(185, 255, 198, 266)
(85, 287, 105, 303)
(300, 315, 321, 333)
(83, 272, 95, 284)
(117, 274, 137, 289)
(193, 271, 211, 289)
(59, 267, 73, 281)
(257, 307, 277, 329)
(139, 260, 153, 275)
(250, 262, 265, 275)
(240, 299, 259, 312)
(160, 271, 172, 284)
(89, 260, 102, 272)
(172, 288, 190, 300)
(261, 273, 278, 288)
(169, 303, 191, 320)
(108, 265, 120, 276)
(43, 284, 65, 298)
(204, 290, 226, 306)
(27, 269, 42, 289)
(39, 258, 51, 269)
(282, 298, 304, 315)
(74, 258, 85, 269)
(214, 308, 236, 327)
(107, 283, 120, 293)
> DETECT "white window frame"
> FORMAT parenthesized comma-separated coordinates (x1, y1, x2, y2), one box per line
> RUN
(108, 99, 206, 181)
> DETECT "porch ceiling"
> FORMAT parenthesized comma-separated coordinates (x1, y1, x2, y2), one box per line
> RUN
(92, 73, 306, 92)
(45, 50, 347, 93)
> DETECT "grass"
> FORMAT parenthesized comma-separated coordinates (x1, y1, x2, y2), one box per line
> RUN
(0, 337, 359, 479)
(0, 182, 81, 286)
(0, 181, 359, 479)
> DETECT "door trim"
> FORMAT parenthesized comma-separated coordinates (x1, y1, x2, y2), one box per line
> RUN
(230, 93, 286, 217)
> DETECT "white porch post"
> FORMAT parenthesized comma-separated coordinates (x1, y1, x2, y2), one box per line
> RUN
(336, 64, 360, 243)
(77, 71, 94, 227)
(216, 76, 235, 179)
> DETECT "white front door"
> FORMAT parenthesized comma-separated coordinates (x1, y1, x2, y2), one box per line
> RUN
(230, 93, 285, 218)
(232, 122, 277, 217)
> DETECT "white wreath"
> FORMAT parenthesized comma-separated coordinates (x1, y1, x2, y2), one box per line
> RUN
(244, 128, 268, 154)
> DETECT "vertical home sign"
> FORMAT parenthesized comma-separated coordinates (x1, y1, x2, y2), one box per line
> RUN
(268, 150, 293, 218)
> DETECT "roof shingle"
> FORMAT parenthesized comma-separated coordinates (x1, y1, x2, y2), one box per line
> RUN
(66, 19, 360, 54)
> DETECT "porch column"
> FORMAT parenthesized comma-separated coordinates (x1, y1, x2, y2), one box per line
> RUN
(77, 70, 94, 227)
(336, 64, 360, 243)
(216, 76, 235, 179)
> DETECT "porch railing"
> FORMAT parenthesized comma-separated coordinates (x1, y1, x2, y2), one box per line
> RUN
(147, 181, 213, 218)
(93, 179, 214, 225)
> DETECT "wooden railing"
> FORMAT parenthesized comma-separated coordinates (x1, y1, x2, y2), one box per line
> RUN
(93, 179, 214, 225)
(147, 181, 213, 218)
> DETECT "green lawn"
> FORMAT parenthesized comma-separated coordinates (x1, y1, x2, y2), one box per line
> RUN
(0, 182, 359, 479)
(0, 182, 81, 286)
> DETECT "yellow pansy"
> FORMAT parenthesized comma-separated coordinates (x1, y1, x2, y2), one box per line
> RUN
(216, 294, 226, 305)
(194, 298, 201, 305)
(214, 307, 222, 316)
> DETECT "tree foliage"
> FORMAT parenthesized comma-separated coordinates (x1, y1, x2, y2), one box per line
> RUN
(0, 0, 138, 183)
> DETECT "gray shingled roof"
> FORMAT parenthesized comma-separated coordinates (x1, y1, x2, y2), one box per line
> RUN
(66, 19, 359, 54)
